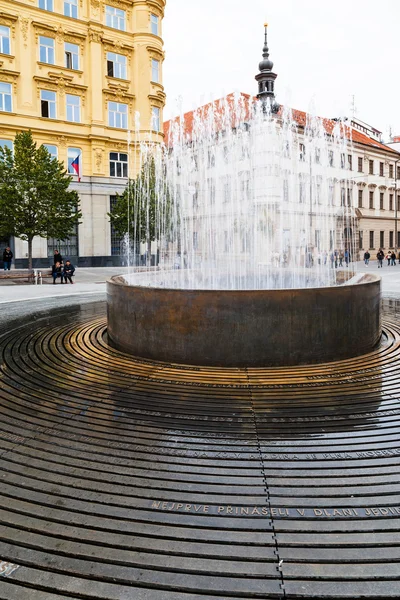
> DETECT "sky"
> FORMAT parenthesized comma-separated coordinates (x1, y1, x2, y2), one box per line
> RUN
(162, 0, 399, 140)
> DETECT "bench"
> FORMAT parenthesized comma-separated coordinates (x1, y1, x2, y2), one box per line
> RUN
(0, 270, 35, 284)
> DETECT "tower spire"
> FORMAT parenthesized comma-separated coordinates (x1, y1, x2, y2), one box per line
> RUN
(255, 23, 278, 112)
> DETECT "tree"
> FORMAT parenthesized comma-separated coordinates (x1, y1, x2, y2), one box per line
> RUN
(0, 131, 81, 269)
(108, 155, 173, 265)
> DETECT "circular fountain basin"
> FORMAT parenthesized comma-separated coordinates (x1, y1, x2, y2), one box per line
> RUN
(107, 273, 381, 367)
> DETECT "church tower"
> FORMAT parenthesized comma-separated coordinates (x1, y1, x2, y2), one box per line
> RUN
(255, 23, 278, 111)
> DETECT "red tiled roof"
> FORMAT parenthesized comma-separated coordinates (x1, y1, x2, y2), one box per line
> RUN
(164, 95, 400, 156)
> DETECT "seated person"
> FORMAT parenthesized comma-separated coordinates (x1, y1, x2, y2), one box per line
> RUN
(52, 261, 63, 284)
(63, 260, 75, 284)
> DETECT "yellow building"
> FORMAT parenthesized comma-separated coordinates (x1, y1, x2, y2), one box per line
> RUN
(0, 0, 166, 266)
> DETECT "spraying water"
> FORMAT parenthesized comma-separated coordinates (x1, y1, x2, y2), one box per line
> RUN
(124, 94, 357, 290)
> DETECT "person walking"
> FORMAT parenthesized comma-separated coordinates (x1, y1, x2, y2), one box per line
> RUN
(391, 251, 396, 266)
(377, 248, 384, 268)
(386, 251, 391, 266)
(334, 249, 338, 269)
(364, 250, 370, 265)
(63, 260, 75, 284)
(2, 246, 13, 271)
(338, 250, 344, 267)
(344, 249, 349, 267)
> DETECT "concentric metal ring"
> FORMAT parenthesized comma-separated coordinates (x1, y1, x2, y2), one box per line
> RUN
(0, 301, 400, 599)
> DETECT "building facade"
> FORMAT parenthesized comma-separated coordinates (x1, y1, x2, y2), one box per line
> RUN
(0, 0, 166, 267)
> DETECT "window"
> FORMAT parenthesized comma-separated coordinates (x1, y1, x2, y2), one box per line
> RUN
(41, 90, 56, 118)
(369, 231, 374, 249)
(66, 94, 80, 122)
(315, 148, 320, 164)
(110, 195, 123, 255)
(107, 52, 127, 79)
(390, 231, 394, 248)
(105, 5, 126, 30)
(358, 157, 363, 172)
(369, 190, 374, 209)
(398, 195, 400, 212)
(380, 231, 384, 248)
(283, 179, 289, 202)
(109, 152, 128, 177)
(108, 101, 128, 129)
(0, 26, 10, 55)
(369, 160, 374, 175)
(340, 187, 345, 206)
(328, 150, 334, 167)
(0, 139, 13, 153)
(398, 166, 400, 180)
(398, 231, 400, 248)
(64, 0, 78, 18)
(390, 194, 393, 211)
(65, 42, 79, 70)
(151, 106, 160, 131)
(208, 178, 216, 204)
(43, 144, 58, 160)
(150, 13, 159, 35)
(151, 59, 160, 83)
(389, 164, 394, 179)
(340, 153, 345, 169)
(328, 184, 334, 206)
(39, 36, 55, 64)
(67, 147, 81, 175)
(380, 192, 384, 210)
(359, 231, 363, 250)
(223, 177, 231, 203)
(39, 0, 53, 10)
(379, 162, 384, 177)
(348, 155, 352, 170)
(358, 189, 363, 208)
(299, 143, 305, 162)
(0, 83, 12, 112)
(299, 180, 305, 203)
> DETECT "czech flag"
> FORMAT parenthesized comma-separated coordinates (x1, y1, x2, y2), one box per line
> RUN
(71, 155, 81, 182)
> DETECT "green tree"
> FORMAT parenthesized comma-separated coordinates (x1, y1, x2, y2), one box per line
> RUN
(0, 131, 81, 269)
(108, 155, 173, 265)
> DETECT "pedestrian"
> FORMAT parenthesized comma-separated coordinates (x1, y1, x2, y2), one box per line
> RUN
(51, 261, 63, 284)
(2, 246, 13, 271)
(63, 260, 75, 284)
(323, 250, 328, 265)
(344, 249, 349, 267)
(391, 251, 396, 266)
(338, 250, 344, 267)
(364, 250, 370, 265)
(53, 249, 63, 266)
(386, 251, 391, 266)
(334, 249, 338, 269)
(377, 248, 384, 268)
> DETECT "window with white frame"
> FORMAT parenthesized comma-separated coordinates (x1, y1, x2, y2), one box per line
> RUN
(0, 83, 12, 112)
(39, 36, 55, 64)
(67, 147, 81, 175)
(64, 0, 78, 18)
(150, 13, 159, 35)
(107, 52, 127, 79)
(43, 144, 58, 160)
(105, 5, 126, 31)
(108, 101, 128, 128)
(66, 94, 80, 123)
(109, 152, 128, 177)
(151, 59, 160, 83)
(39, 0, 53, 10)
(65, 42, 79, 70)
(40, 90, 56, 119)
(0, 26, 10, 55)
(151, 106, 160, 131)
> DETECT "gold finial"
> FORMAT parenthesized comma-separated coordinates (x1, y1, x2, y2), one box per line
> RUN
(264, 22, 268, 28)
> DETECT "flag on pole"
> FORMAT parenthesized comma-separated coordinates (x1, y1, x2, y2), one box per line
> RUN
(71, 155, 81, 182)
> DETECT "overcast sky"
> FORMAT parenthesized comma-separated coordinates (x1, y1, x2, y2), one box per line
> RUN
(163, 0, 399, 139)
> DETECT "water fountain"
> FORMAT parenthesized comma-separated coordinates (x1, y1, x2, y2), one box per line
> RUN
(107, 27, 381, 366)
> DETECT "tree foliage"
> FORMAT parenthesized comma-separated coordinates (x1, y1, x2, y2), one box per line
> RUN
(108, 155, 173, 261)
(0, 131, 81, 268)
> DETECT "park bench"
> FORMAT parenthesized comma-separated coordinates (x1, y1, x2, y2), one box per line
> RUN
(0, 270, 35, 284)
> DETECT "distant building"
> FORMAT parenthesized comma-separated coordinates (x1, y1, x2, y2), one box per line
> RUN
(164, 26, 400, 260)
(0, 0, 166, 267)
